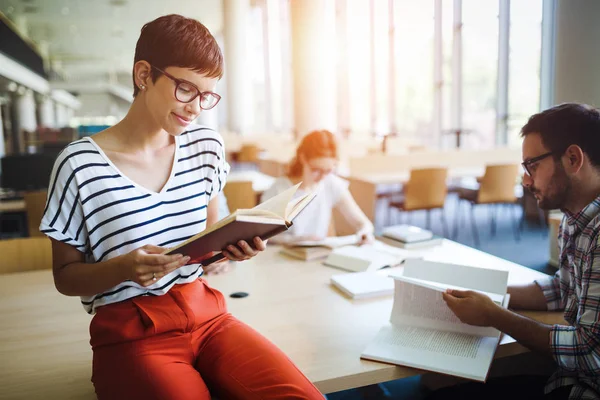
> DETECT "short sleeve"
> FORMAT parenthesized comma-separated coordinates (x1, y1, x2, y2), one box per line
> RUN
(207, 136, 230, 202)
(326, 175, 350, 206)
(39, 150, 88, 253)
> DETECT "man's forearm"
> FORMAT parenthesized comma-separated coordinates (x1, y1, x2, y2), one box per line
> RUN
(491, 306, 552, 354)
(508, 282, 549, 310)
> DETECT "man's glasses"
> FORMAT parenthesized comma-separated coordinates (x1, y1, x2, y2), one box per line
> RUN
(521, 151, 554, 177)
(151, 66, 221, 110)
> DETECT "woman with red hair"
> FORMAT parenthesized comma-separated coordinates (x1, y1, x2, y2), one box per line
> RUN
(262, 129, 374, 244)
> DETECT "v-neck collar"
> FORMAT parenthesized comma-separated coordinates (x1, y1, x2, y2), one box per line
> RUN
(84, 135, 179, 195)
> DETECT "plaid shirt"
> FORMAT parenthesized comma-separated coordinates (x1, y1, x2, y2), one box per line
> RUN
(535, 195, 600, 399)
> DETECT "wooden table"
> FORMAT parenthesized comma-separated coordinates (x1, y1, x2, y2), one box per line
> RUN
(0, 241, 564, 399)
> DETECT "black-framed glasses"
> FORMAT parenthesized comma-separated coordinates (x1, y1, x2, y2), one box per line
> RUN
(151, 65, 221, 109)
(521, 151, 554, 177)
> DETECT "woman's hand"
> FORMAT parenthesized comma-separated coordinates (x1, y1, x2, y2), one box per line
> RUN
(120, 244, 190, 287)
(357, 232, 375, 245)
(221, 236, 267, 261)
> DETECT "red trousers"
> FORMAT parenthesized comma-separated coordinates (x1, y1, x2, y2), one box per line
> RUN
(90, 279, 323, 400)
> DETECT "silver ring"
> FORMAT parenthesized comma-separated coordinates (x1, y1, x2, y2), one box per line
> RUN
(152, 272, 157, 281)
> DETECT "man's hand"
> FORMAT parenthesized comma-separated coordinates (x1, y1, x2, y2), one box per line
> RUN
(202, 258, 231, 275)
(442, 289, 502, 327)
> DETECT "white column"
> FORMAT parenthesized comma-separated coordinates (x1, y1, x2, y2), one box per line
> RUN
(388, 0, 396, 135)
(451, 0, 462, 131)
(0, 103, 5, 158)
(552, 0, 600, 106)
(14, 88, 37, 133)
(290, 0, 337, 137)
(55, 103, 68, 127)
(65, 107, 75, 126)
(495, 0, 510, 146)
(433, 0, 443, 148)
(38, 95, 56, 128)
(223, 0, 251, 135)
(540, 0, 557, 110)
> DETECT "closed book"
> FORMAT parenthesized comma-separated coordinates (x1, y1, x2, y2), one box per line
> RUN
(382, 224, 433, 243)
(378, 234, 444, 249)
(163, 183, 316, 265)
(280, 246, 332, 261)
(280, 235, 360, 261)
(330, 271, 395, 299)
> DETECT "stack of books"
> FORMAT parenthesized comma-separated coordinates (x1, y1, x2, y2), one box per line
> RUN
(280, 235, 359, 261)
(378, 225, 443, 249)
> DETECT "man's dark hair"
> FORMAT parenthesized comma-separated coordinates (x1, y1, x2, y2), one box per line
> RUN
(521, 103, 600, 168)
(132, 14, 223, 97)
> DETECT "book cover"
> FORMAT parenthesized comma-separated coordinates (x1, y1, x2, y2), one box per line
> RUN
(163, 183, 316, 265)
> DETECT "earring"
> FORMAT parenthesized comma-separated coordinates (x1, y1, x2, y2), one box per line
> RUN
(139, 84, 145, 90)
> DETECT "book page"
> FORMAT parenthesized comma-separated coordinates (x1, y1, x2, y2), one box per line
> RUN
(361, 323, 500, 381)
(252, 183, 301, 219)
(286, 191, 317, 221)
(402, 259, 509, 295)
(390, 279, 500, 338)
(374, 325, 483, 358)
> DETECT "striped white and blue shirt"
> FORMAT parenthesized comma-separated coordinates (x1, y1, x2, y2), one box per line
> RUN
(40, 125, 229, 314)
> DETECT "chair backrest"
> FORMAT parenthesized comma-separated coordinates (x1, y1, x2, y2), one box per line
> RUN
(223, 181, 256, 212)
(237, 144, 261, 163)
(23, 190, 48, 237)
(0, 237, 53, 274)
(258, 158, 287, 177)
(404, 168, 448, 211)
(477, 164, 520, 204)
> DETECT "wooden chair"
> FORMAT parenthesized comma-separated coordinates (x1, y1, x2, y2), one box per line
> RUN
(0, 237, 53, 274)
(237, 144, 261, 163)
(223, 181, 256, 213)
(388, 168, 449, 236)
(454, 164, 520, 247)
(23, 190, 47, 237)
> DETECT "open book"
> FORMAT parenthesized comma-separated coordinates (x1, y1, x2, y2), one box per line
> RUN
(323, 240, 418, 272)
(163, 183, 316, 265)
(361, 259, 509, 382)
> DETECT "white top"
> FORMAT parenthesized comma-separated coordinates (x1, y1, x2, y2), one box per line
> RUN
(261, 174, 349, 238)
(40, 125, 229, 314)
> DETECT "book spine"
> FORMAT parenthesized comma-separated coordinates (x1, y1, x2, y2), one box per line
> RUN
(201, 225, 291, 266)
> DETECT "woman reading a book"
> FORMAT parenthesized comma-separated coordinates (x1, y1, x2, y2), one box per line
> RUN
(261, 129, 374, 245)
(39, 15, 322, 400)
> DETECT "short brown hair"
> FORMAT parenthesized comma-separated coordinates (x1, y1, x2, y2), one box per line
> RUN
(521, 103, 600, 168)
(132, 14, 224, 97)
